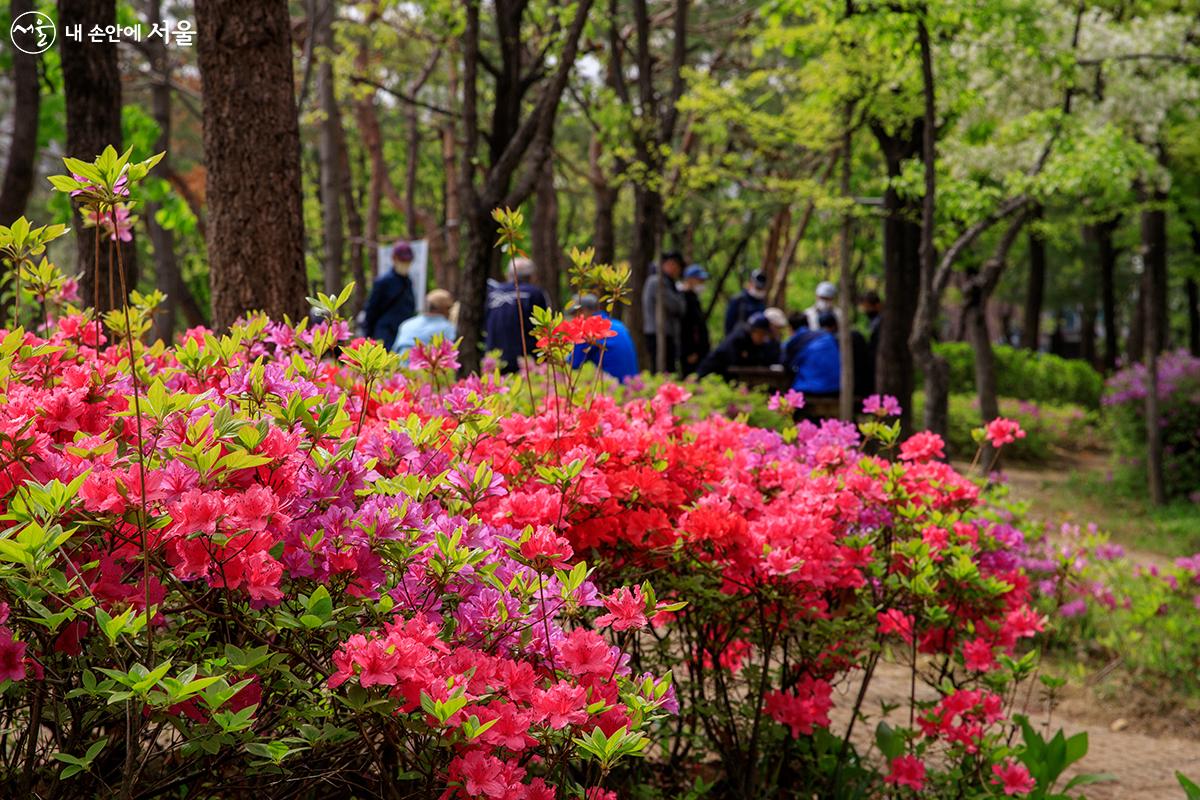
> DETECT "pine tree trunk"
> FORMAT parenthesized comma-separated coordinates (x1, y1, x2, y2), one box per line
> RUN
(1022, 205, 1045, 350)
(196, 0, 308, 329)
(0, 0, 41, 226)
(60, 0, 137, 311)
(317, 1, 344, 295)
(872, 122, 922, 435)
(146, 0, 184, 341)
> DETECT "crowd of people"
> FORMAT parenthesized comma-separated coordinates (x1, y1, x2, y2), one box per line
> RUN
(360, 241, 882, 403)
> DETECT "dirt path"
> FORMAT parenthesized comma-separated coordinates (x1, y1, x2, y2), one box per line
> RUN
(830, 661, 1200, 799)
(924, 453, 1200, 797)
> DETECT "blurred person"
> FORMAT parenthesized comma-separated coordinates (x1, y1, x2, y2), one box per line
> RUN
(802, 281, 840, 331)
(363, 241, 417, 347)
(485, 257, 550, 374)
(679, 264, 712, 376)
(641, 251, 687, 373)
(568, 294, 639, 382)
(697, 312, 778, 380)
(763, 307, 788, 364)
(393, 289, 456, 358)
(858, 290, 883, 396)
(787, 311, 840, 396)
(724, 270, 768, 336)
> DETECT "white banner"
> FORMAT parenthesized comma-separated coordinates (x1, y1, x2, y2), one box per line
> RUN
(377, 240, 429, 312)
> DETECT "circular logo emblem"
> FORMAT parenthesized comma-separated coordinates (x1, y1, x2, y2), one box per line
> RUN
(10, 11, 56, 55)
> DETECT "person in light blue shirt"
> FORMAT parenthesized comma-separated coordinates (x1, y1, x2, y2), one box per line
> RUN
(568, 294, 639, 382)
(393, 289, 456, 357)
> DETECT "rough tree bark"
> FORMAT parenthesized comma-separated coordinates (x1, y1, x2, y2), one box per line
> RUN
(316, 0, 345, 295)
(195, 0, 308, 328)
(1021, 204, 1045, 350)
(0, 0, 41, 226)
(872, 120, 922, 435)
(144, 0, 205, 340)
(456, 0, 595, 374)
(60, 0, 137, 311)
(1095, 217, 1119, 371)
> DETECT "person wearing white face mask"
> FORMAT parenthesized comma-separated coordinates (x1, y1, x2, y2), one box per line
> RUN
(803, 281, 841, 331)
(724, 270, 768, 336)
(362, 241, 417, 347)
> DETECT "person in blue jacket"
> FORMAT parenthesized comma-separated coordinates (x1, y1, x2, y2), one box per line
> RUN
(485, 257, 550, 373)
(724, 270, 768, 336)
(362, 241, 417, 347)
(786, 311, 840, 396)
(392, 289, 456, 358)
(568, 294, 639, 382)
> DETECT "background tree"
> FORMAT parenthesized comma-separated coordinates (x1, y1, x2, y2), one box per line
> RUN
(195, 0, 308, 327)
(59, 0, 137, 310)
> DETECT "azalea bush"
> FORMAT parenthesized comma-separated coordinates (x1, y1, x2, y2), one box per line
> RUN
(0, 159, 1107, 799)
(1021, 518, 1200, 697)
(1104, 350, 1200, 500)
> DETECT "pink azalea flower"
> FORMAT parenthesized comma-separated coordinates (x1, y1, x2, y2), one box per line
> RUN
(985, 417, 1026, 448)
(885, 755, 926, 791)
(992, 759, 1037, 795)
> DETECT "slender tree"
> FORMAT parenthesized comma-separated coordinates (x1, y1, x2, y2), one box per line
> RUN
(455, 0, 595, 374)
(195, 0, 308, 328)
(0, 0, 41, 226)
(59, 0, 137, 311)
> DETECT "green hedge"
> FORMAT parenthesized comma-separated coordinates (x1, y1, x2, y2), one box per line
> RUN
(931, 342, 1104, 408)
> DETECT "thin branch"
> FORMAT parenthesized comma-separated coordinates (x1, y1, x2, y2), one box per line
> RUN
(348, 76, 456, 117)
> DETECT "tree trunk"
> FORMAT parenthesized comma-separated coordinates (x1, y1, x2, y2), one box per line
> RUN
(441, 56, 461, 294)
(316, 0, 344, 295)
(1097, 218, 1119, 371)
(196, 0, 308, 328)
(60, 0, 137, 311)
(1142, 197, 1166, 505)
(531, 161, 562, 308)
(964, 293, 999, 453)
(1188, 224, 1200, 357)
(0, 0, 41, 225)
(872, 121, 923, 434)
(1022, 204, 1045, 350)
(1080, 300, 1097, 367)
(145, 0, 187, 341)
(590, 136, 617, 267)
(837, 119, 854, 421)
(909, 13, 949, 441)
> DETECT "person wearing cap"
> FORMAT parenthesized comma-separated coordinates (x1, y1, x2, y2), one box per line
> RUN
(679, 264, 712, 376)
(641, 251, 687, 373)
(724, 270, 768, 336)
(787, 311, 841, 397)
(568, 294, 639, 382)
(392, 289, 457, 358)
(697, 311, 778, 381)
(485, 257, 550, 374)
(803, 280, 841, 331)
(363, 241, 417, 347)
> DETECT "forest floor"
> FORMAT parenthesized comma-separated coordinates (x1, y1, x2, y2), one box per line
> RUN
(873, 448, 1200, 798)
